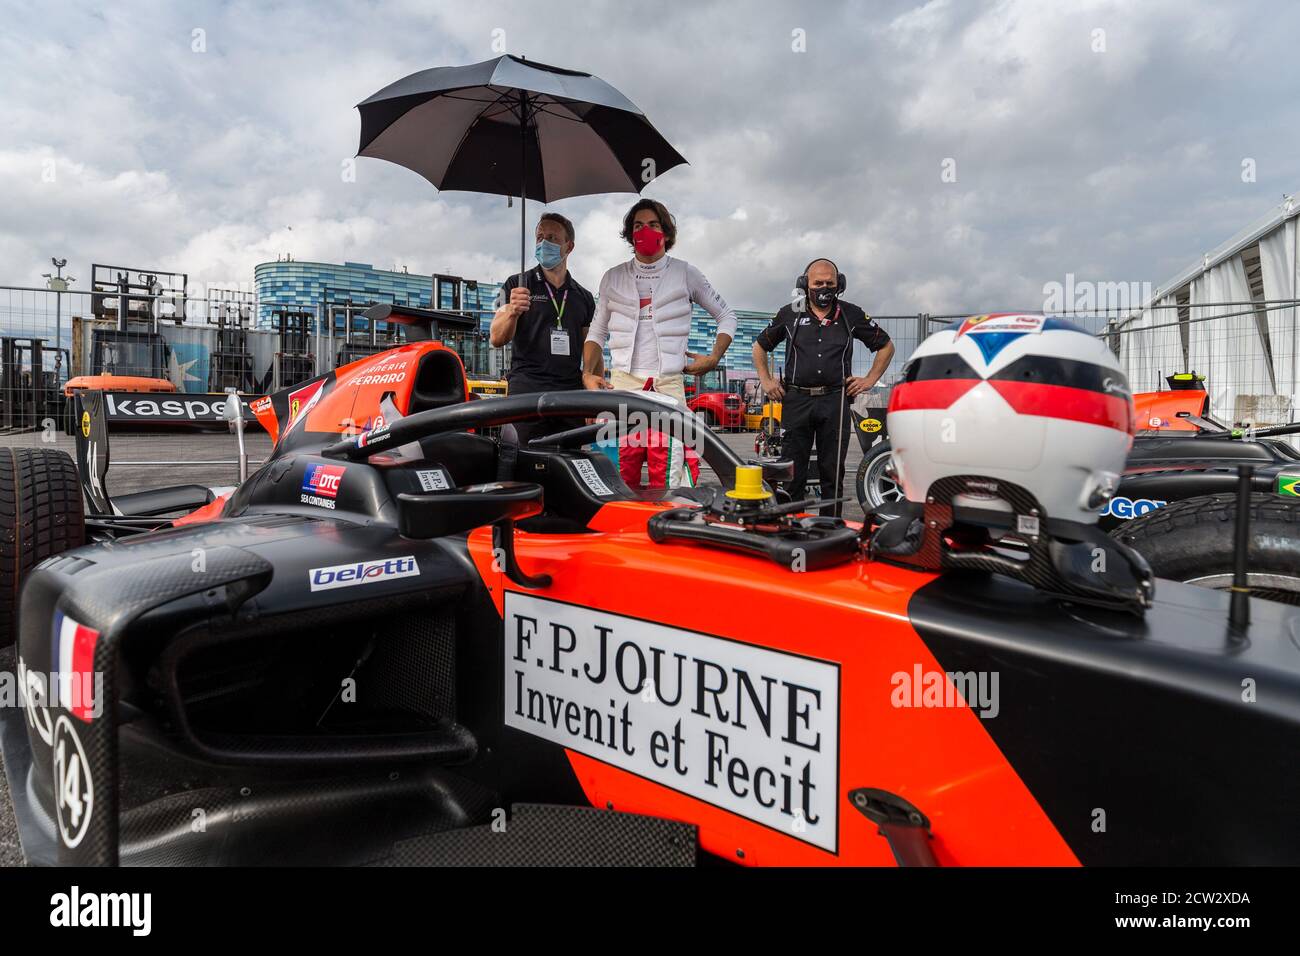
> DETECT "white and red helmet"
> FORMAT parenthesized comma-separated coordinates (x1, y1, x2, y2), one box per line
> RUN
(887, 314, 1136, 525)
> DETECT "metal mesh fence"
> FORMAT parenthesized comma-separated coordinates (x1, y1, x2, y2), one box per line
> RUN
(1103, 299, 1300, 426)
(0, 284, 511, 429)
(2, 283, 1295, 430)
(910, 306, 1300, 428)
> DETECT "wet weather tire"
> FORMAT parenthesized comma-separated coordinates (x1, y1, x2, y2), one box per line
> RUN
(0, 448, 85, 644)
(1113, 492, 1300, 605)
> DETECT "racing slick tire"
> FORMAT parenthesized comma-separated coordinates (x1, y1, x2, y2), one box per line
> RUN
(854, 440, 904, 513)
(0, 447, 85, 644)
(1114, 492, 1300, 605)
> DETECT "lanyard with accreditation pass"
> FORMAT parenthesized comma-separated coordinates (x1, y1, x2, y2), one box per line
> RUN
(544, 278, 570, 356)
(544, 281, 568, 328)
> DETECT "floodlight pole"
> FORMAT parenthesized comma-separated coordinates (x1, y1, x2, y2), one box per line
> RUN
(43, 257, 73, 381)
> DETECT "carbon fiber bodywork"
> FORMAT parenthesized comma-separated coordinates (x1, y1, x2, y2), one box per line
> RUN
(6, 501, 614, 865)
(6, 385, 705, 866)
(907, 571, 1300, 864)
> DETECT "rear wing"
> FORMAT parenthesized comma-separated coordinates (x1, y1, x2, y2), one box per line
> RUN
(71, 391, 232, 520)
(358, 303, 478, 337)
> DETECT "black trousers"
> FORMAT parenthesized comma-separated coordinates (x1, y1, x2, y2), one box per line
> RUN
(781, 389, 852, 517)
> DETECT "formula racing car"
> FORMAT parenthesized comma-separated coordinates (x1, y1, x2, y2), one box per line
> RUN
(2, 309, 1299, 867)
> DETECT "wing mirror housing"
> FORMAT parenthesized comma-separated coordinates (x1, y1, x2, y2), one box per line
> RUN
(224, 390, 248, 483)
(397, 481, 544, 539)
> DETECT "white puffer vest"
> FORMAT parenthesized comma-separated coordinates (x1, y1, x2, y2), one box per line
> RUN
(599, 257, 695, 375)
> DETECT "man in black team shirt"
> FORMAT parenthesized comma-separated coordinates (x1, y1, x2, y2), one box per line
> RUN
(752, 258, 895, 516)
(490, 212, 597, 446)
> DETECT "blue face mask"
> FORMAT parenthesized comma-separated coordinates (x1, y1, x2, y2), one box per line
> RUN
(535, 239, 565, 270)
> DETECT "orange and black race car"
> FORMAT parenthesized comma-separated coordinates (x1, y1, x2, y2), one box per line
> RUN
(1, 311, 1298, 867)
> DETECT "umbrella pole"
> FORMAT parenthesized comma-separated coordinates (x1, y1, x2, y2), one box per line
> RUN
(519, 90, 527, 286)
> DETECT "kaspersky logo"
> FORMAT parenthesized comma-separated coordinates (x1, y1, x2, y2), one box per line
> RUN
(1278, 475, 1300, 498)
(309, 556, 420, 592)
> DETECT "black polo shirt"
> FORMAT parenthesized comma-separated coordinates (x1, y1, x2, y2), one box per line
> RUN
(501, 267, 596, 390)
(755, 300, 890, 388)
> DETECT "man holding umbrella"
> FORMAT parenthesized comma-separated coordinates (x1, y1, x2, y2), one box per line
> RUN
(355, 54, 692, 464)
(490, 211, 595, 445)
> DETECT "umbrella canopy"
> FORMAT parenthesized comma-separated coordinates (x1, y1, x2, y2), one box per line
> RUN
(356, 55, 687, 276)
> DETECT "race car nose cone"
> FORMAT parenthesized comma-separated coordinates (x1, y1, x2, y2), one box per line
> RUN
(726, 465, 772, 500)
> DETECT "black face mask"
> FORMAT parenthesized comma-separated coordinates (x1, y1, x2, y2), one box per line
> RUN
(810, 287, 838, 310)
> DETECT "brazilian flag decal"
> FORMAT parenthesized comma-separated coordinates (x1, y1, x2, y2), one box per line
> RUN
(1277, 475, 1300, 498)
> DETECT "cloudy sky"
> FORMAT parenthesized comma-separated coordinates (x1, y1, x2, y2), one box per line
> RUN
(4, 0, 1299, 316)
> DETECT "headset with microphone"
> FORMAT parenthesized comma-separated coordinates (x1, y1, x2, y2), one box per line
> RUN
(795, 258, 846, 294)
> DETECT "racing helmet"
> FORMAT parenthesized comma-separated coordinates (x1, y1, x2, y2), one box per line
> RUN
(886, 314, 1135, 525)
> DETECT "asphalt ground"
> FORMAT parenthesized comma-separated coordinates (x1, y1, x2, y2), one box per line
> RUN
(0, 425, 865, 866)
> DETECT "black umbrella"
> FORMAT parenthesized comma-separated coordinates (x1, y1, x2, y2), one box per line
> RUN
(356, 54, 687, 280)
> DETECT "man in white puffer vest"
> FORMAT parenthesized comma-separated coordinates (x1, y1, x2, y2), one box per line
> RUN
(582, 198, 737, 489)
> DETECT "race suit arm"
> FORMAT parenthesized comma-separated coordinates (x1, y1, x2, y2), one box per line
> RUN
(684, 263, 736, 370)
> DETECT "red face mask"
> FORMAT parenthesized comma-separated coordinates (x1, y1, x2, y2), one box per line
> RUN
(633, 225, 665, 256)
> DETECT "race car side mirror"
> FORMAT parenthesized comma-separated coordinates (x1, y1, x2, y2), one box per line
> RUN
(397, 481, 544, 539)
(223, 391, 248, 483)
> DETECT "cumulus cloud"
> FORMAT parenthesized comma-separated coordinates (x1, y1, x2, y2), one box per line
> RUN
(2, 0, 1298, 317)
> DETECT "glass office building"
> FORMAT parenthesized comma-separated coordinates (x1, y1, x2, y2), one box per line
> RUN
(254, 259, 813, 378)
(254, 259, 500, 325)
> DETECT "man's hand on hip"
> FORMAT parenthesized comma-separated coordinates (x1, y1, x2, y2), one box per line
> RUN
(845, 375, 872, 397)
(761, 377, 785, 400)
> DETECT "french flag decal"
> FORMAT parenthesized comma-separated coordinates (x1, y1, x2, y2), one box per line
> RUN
(50, 610, 101, 722)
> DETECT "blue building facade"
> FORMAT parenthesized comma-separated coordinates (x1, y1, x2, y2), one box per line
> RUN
(254, 260, 500, 324)
(254, 259, 782, 375)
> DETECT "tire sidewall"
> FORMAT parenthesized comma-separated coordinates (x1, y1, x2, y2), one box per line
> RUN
(854, 440, 894, 511)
